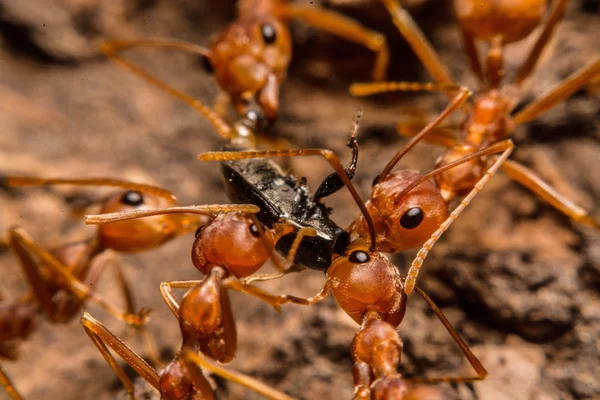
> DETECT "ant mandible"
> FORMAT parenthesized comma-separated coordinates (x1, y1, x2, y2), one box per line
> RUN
(350, 0, 600, 231)
(83, 203, 326, 399)
(100, 0, 389, 125)
(0, 176, 199, 400)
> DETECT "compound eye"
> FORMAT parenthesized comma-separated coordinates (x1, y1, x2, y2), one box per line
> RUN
(349, 250, 370, 264)
(260, 23, 277, 45)
(120, 191, 144, 206)
(201, 55, 214, 74)
(249, 223, 261, 237)
(400, 207, 424, 229)
(195, 226, 204, 238)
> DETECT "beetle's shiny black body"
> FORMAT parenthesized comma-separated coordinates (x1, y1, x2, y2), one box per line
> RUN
(221, 148, 349, 271)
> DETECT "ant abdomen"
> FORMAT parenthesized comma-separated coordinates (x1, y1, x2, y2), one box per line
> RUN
(454, 0, 547, 43)
(191, 213, 273, 278)
(351, 170, 448, 253)
(328, 250, 406, 326)
(98, 191, 181, 252)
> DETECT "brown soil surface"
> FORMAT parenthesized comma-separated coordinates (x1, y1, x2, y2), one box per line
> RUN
(0, 1, 599, 399)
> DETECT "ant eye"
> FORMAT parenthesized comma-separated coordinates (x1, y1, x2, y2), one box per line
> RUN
(195, 226, 204, 238)
(400, 207, 424, 229)
(349, 250, 370, 264)
(260, 23, 277, 45)
(249, 223, 261, 237)
(201, 55, 214, 74)
(120, 191, 144, 206)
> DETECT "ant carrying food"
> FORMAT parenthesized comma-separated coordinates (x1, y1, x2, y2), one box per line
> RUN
(101, 0, 389, 125)
(96, 36, 515, 294)
(350, 0, 600, 231)
(83, 203, 331, 399)
(0, 176, 199, 400)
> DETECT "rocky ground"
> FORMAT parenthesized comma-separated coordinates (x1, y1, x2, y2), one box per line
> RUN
(0, 1, 598, 399)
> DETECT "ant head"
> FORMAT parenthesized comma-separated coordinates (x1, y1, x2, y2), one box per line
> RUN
(192, 213, 273, 278)
(328, 243, 406, 326)
(206, 16, 292, 121)
(97, 191, 182, 252)
(353, 170, 448, 253)
(454, 0, 547, 43)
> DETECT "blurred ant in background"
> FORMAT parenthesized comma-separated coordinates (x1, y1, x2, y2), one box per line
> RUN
(351, 0, 600, 230)
(0, 176, 197, 400)
(101, 0, 390, 126)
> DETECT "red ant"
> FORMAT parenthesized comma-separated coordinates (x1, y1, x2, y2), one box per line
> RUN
(0, 176, 198, 400)
(349, 0, 600, 233)
(100, 0, 390, 124)
(82, 203, 326, 399)
(93, 39, 517, 293)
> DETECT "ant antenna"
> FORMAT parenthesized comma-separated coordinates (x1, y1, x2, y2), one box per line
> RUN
(1, 176, 177, 202)
(393, 140, 513, 203)
(352, 108, 363, 139)
(101, 40, 233, 140)
(85, 204, 260, 225)
(349, 108, 377, 252)
(377, 87, 470, 183)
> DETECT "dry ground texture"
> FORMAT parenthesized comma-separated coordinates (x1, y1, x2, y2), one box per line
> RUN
(0, 0, 599, 399)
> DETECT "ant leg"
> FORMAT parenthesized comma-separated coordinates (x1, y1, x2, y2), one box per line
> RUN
(512, 58, 600, 127)
(411, 286, 487, 383)
(80, 313, 160, 399)
(404, 140, 515, 294)
(8, 227, 60, 319)
(379, 0, 454, 85)
(85, 256, 163, 367)
(1, 175, 176, 202)
(377, 86, 471, 182)
(281, 4, 389, 81)
(223, 277, 335, 311)
(514, 0, 570, 85)
(101, 40, 232, 140)
(315, 110, 362, 201)
(184, 351, 296, 400)
(159, 280, 205, 318)
(502, 160, 599, 229)
(243, 227, 316, 284)
(458, 25, 485, 85)
(0, 364, 24, 400)
(9, 227, 149, 325)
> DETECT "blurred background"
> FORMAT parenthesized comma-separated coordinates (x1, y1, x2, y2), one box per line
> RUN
(0, 0, 598, 399)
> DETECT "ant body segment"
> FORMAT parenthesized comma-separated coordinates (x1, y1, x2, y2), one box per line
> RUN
(0, 176, 198, 400)
(101, 0, 390, 124)
(350, 0, 600, 231)
(83, 205, 326, 399)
